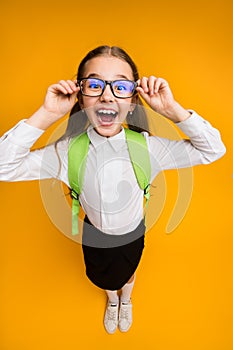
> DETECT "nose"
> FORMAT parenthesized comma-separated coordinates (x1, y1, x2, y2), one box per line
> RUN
(99, 83, 115, 102)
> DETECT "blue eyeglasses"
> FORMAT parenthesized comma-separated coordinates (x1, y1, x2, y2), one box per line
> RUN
(77, 78, 137, 98)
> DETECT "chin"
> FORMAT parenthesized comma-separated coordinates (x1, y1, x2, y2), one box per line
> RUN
(95, 124, 121, 137)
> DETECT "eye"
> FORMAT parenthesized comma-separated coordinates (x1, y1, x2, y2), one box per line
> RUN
(115, 81, 128, 90)
(114, 81, 134, 93)
(88, 81, 101, 89)
(116, 84, 127, 91)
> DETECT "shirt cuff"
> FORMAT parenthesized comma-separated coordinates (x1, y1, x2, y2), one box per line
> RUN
(176, 110, 211, 137)
(2, 119, 44, 148)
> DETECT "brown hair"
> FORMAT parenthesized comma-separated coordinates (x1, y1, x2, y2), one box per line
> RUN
(55, 45, 149, 144)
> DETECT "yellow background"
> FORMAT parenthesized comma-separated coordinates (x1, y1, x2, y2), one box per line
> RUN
(0, 0, 233, 349)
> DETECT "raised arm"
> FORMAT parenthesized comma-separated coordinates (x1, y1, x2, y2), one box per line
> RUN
(136, 76, 226, 175)
(0, 80, 79, 183)
(136, 76, 191, 122)
(26, 79, 79, 129)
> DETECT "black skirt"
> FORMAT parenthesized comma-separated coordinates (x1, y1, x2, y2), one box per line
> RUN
(82, 217, 145, 290)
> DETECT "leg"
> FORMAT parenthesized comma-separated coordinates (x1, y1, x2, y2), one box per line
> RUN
(118, 274, 135, 332)
(104, 289, 119, 334)
(120, 274, 135, 303)
(105, 289, 119, 304)
(104, 273, 135, 334)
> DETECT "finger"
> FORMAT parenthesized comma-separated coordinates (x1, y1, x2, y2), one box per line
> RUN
(49, 83, 69, 95)
(136, 79, 140, 87)
(135, 86, 144, 94)
(58, 80, 75, 94)
(140, 77, 149, 93)
(154, 77, 168, 93)
(66, 79, 79, 93)
(136, 86, 151, 103)
(148, 76, 157, 96)
(74, 85, 80, 94)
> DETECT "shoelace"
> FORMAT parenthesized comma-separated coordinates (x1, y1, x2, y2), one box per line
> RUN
(120, 304, 131, 320)
(107, 306, 117, 321)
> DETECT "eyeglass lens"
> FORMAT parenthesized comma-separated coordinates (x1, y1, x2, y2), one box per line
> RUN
(80, 78, 135, 98)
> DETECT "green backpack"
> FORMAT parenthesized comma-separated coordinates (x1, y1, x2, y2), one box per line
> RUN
(68, 128, 151, 235)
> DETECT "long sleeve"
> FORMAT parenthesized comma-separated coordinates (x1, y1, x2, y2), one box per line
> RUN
(0, 120, 69, 185)
(146, 111, 226, 180)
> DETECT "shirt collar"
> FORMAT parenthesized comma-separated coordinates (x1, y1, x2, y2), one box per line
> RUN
(87, 125, 126, 152)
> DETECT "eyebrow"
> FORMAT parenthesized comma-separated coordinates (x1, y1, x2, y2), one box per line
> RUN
(86, 73, 131, 80)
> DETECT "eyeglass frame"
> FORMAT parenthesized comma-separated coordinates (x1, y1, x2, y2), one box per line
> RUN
(77, 78, 138, 99)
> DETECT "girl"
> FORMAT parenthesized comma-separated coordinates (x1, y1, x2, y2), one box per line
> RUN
(0, 46, 226, 334)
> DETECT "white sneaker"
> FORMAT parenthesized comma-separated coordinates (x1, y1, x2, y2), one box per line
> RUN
(104, 302, 119, 334)
(119, 300, 132, 332)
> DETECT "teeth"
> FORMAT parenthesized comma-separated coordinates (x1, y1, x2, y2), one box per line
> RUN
(97, 109, 117, 115)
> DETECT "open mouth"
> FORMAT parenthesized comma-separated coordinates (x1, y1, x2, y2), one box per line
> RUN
(96, 109, 118, 125)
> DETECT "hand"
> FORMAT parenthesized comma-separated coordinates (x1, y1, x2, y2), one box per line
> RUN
(43, 79, 80, 119)
(136, 76, 191, 122)
(26, 80, 80, 130)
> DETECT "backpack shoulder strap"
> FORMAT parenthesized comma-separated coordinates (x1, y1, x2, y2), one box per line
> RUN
(124, 128, 151, 192)
(68, 132, 90, 235)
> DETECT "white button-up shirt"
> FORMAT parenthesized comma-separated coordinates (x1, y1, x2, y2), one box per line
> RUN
(0, 112, 226, 234)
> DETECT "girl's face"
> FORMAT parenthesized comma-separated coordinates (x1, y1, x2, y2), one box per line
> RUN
(79, 56, 136, 137)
